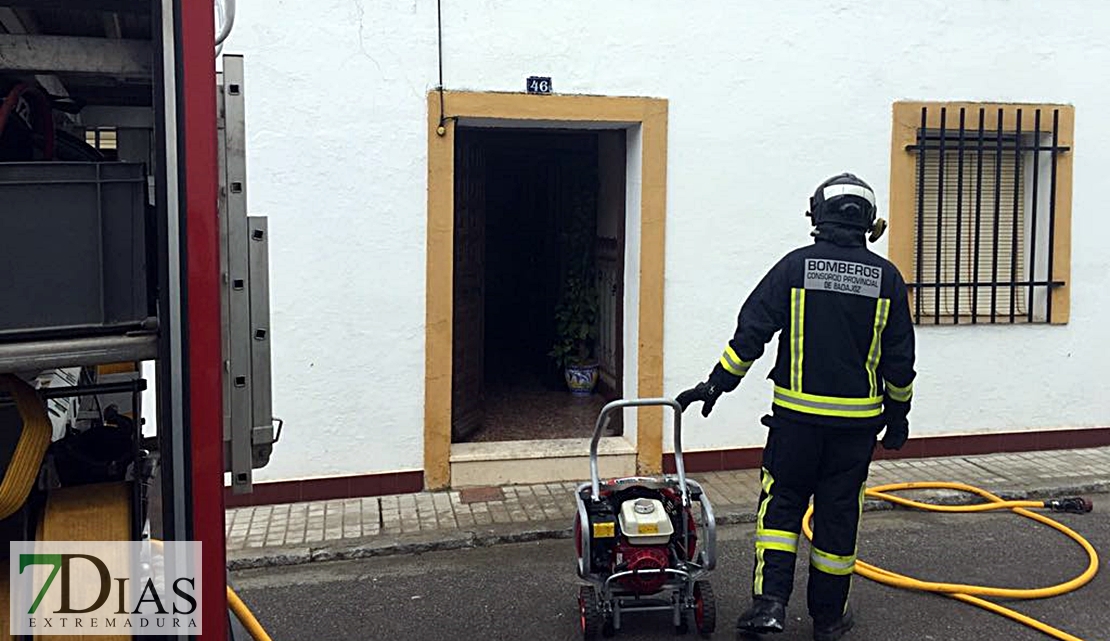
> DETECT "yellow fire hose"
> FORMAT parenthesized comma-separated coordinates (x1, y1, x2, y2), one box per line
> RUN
(803, 481, 1100, 641)
(227, 584, 274, 641)
(0, 375, 52, 521)
(147, 538, 273, 641)
(0, 374, 273, 641)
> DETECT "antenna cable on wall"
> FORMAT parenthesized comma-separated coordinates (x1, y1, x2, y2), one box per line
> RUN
(436, 0, 448, 136)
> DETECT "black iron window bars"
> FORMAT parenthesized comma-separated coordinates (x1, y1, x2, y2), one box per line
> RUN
(907, 106, 1069, 325)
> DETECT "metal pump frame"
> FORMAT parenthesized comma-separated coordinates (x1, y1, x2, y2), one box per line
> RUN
(575, 398, 718, 631)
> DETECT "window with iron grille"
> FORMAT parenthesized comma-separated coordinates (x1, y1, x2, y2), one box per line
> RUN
(888, 103, 1075, 325)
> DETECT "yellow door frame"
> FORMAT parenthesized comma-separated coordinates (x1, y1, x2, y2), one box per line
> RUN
(424, 90, 669, 490)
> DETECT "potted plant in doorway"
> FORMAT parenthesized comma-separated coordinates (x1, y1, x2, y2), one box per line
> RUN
(549, 271, 600, 395)
(549, 158, 601, 395)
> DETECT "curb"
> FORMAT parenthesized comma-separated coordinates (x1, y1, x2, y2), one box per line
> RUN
(227, 480, 1110, 571)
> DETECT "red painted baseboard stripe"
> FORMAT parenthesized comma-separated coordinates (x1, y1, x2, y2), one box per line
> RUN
(224, 470, 424, 508)
(663, 427, 1110, 474)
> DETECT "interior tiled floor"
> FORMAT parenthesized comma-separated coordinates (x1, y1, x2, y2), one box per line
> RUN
(465, 377, 616, 442)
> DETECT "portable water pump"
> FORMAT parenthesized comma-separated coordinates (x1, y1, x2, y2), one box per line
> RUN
(573, 398, 718, 638)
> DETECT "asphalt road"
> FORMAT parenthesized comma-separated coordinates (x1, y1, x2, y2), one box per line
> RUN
(232, 494, 1110, 641)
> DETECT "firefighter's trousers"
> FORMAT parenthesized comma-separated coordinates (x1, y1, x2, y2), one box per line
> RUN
(750, 419, 877, 622)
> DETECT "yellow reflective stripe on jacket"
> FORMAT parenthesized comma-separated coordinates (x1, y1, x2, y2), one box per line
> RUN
(720, 345, 754, 377)
(772, 386, 883, 418)
(865, 298, 891, 397)
(885, 379, 913, 403)
(755, 528, 799, 554)
(789, 288, 806, 392)
(811, 547, 856, 576)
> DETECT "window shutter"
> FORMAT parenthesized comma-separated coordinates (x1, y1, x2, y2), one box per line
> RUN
(914, 149, 1026, 320)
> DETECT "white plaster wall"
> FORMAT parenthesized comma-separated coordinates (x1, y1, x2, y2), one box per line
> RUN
(223, 0, 1110, 479)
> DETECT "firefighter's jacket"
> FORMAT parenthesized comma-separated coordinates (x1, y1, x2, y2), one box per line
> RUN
(719, 234, 917, 429)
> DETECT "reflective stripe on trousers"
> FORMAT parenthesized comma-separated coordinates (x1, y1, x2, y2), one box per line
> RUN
(756, 528, 800, 554)
(811, 547, 857, 576)
(754, 468, 775, 595)
(842, 483, 866, 615)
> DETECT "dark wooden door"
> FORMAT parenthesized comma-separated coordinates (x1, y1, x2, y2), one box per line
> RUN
(452, 131, 486, 441)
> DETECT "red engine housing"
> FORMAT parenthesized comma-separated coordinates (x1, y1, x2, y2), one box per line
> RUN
(615, 542, 670, 594)
(661, 487, 699, 559)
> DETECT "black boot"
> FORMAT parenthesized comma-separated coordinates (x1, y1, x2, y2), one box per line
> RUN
(736, 597, 786, 635)
(813, 608, 854, 641)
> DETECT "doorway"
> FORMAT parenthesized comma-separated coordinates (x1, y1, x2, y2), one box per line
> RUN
(451, 128, 626, 444)
(424, 91, 669, 490)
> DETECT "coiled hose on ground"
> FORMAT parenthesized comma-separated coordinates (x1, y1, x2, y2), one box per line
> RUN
(0, 374, 272, 640)
(804, 481, 1099, 641)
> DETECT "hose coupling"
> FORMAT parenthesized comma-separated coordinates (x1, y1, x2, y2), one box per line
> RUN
(1043, 497, 1093, 514)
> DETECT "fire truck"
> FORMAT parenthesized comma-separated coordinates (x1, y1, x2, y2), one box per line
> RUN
(0, 1, 273, 638)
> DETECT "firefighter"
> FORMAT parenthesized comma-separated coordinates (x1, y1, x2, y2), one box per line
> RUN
(676, 173, 916, 641)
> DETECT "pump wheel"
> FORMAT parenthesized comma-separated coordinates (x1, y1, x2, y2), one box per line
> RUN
(579, 585, 603, 639)
(692, 580, 717, 636)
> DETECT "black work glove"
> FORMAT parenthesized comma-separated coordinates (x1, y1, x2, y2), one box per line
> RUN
(880, 404, 910, 450)
(676, 382, 721, 418)
(676, 364, 741, 418)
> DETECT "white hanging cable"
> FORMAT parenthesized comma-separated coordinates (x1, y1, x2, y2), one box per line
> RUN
(215, 0, 225, 56)
(215, 0, 236, 45)
(215, 0, 236, 56)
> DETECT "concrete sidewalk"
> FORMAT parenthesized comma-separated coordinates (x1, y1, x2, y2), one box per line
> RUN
(225, 446, 1110, 569)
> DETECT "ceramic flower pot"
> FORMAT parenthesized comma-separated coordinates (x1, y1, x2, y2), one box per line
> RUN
(564, 363, 599, 396)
